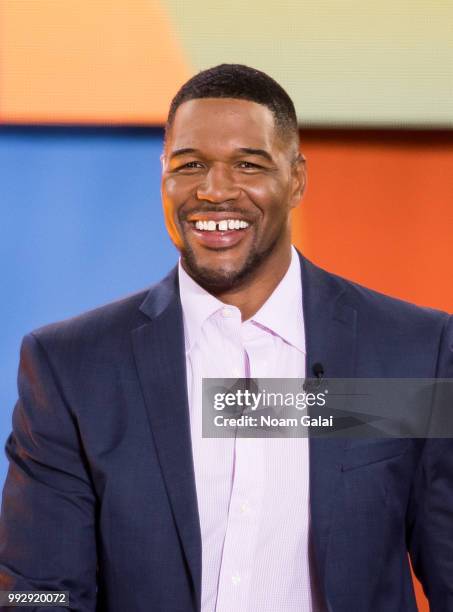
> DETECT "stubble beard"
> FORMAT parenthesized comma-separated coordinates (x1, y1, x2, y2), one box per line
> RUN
(180, 233, 281, 295)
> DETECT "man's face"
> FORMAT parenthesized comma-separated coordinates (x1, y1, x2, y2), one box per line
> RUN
(161, 97, 305, 291)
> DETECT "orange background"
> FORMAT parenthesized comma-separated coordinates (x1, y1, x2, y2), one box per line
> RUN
(294, 130, 453, 315)
(0, 0, 191, 124)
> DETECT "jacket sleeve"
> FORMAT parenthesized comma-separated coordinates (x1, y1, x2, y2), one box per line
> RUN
(0, 333, 98, 611)
(407, 314, 453, 611)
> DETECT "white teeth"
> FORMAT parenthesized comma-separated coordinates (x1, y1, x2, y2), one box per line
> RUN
(194, 219, 250, 231)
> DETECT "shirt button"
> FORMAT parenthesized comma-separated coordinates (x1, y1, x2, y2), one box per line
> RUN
(231, 573, 241, 586)
(232, 367, 242, 377)
(222, 307, 235, 318)
(240, 501, 251, 515)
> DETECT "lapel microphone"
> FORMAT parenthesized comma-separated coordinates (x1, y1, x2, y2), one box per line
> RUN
(312, 362, 324, 381)
(303, 362, 324, 392)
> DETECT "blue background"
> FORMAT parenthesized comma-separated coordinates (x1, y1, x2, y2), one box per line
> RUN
(0, 127, 178, 487)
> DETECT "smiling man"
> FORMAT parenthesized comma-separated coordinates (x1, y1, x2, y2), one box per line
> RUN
(0, 65, 452, 612)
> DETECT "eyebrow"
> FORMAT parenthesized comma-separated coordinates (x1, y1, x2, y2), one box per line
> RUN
(169, 148, 198, 160)
(236, 148, 274, 163)
(169, 147, 274, 163)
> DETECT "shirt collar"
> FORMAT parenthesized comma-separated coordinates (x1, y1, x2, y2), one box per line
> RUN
(178, 245, 305, 354)
(246, 246, 305, 353)
(178, 260, 226, 353)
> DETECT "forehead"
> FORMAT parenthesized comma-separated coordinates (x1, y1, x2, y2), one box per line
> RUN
(167, 97, 279, 153)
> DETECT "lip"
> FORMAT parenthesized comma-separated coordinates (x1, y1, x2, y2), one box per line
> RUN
(186, 221, 252, 249)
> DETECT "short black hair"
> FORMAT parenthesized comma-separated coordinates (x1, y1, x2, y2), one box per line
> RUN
(165, 64, 298, 145)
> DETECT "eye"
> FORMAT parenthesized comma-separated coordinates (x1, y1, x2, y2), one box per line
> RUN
(173, 161, 204, 172)
(237, 161, 262, 170)
(183, 161, 203, 168)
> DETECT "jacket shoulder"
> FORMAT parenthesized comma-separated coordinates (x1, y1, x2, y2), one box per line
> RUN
(302, 257, 452, 376)
(305, 257, 451, 325)
(27, 264, 179, 362)
(31, 288, 149, 346)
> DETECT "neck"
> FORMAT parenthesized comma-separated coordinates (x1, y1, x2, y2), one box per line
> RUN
(212, 246, 293, 321)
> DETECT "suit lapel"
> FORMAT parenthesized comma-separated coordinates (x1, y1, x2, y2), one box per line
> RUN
(299, 253, 358, 595)
(131, 268, 201, 610)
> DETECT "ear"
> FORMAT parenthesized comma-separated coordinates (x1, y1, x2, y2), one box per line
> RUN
(160, 151, 167, 172)
(290, 153, 306, 209)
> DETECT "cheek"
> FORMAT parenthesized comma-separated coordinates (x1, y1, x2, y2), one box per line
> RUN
(244, 178, 290, 217)
(245, 170, 288, 197)
(162, 176, 197, 213)
(161, 178, 184, 248)
(161, 177, 178, 211)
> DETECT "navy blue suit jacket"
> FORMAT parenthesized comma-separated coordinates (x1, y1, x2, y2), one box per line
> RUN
(1, 252, 453, 611)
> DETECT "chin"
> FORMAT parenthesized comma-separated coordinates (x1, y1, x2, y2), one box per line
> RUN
(181, 238, 277, 293)
(184, 261, 244, 292)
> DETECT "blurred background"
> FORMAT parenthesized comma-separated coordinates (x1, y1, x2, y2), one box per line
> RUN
(1, 2, 452, 608)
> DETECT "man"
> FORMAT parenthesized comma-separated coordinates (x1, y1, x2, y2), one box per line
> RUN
(0, 64, 452, 611)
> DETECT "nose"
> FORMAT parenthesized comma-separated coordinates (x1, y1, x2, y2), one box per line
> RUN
(196, 164, 240, 203)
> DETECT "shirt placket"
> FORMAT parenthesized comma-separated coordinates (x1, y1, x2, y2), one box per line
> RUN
(215, 309, 265, 612)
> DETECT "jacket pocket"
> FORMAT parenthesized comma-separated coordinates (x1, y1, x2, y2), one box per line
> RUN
(341, 439, 410, 471)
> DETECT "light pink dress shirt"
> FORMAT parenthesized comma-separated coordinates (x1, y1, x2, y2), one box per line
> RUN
(179, 246, 316, 612)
